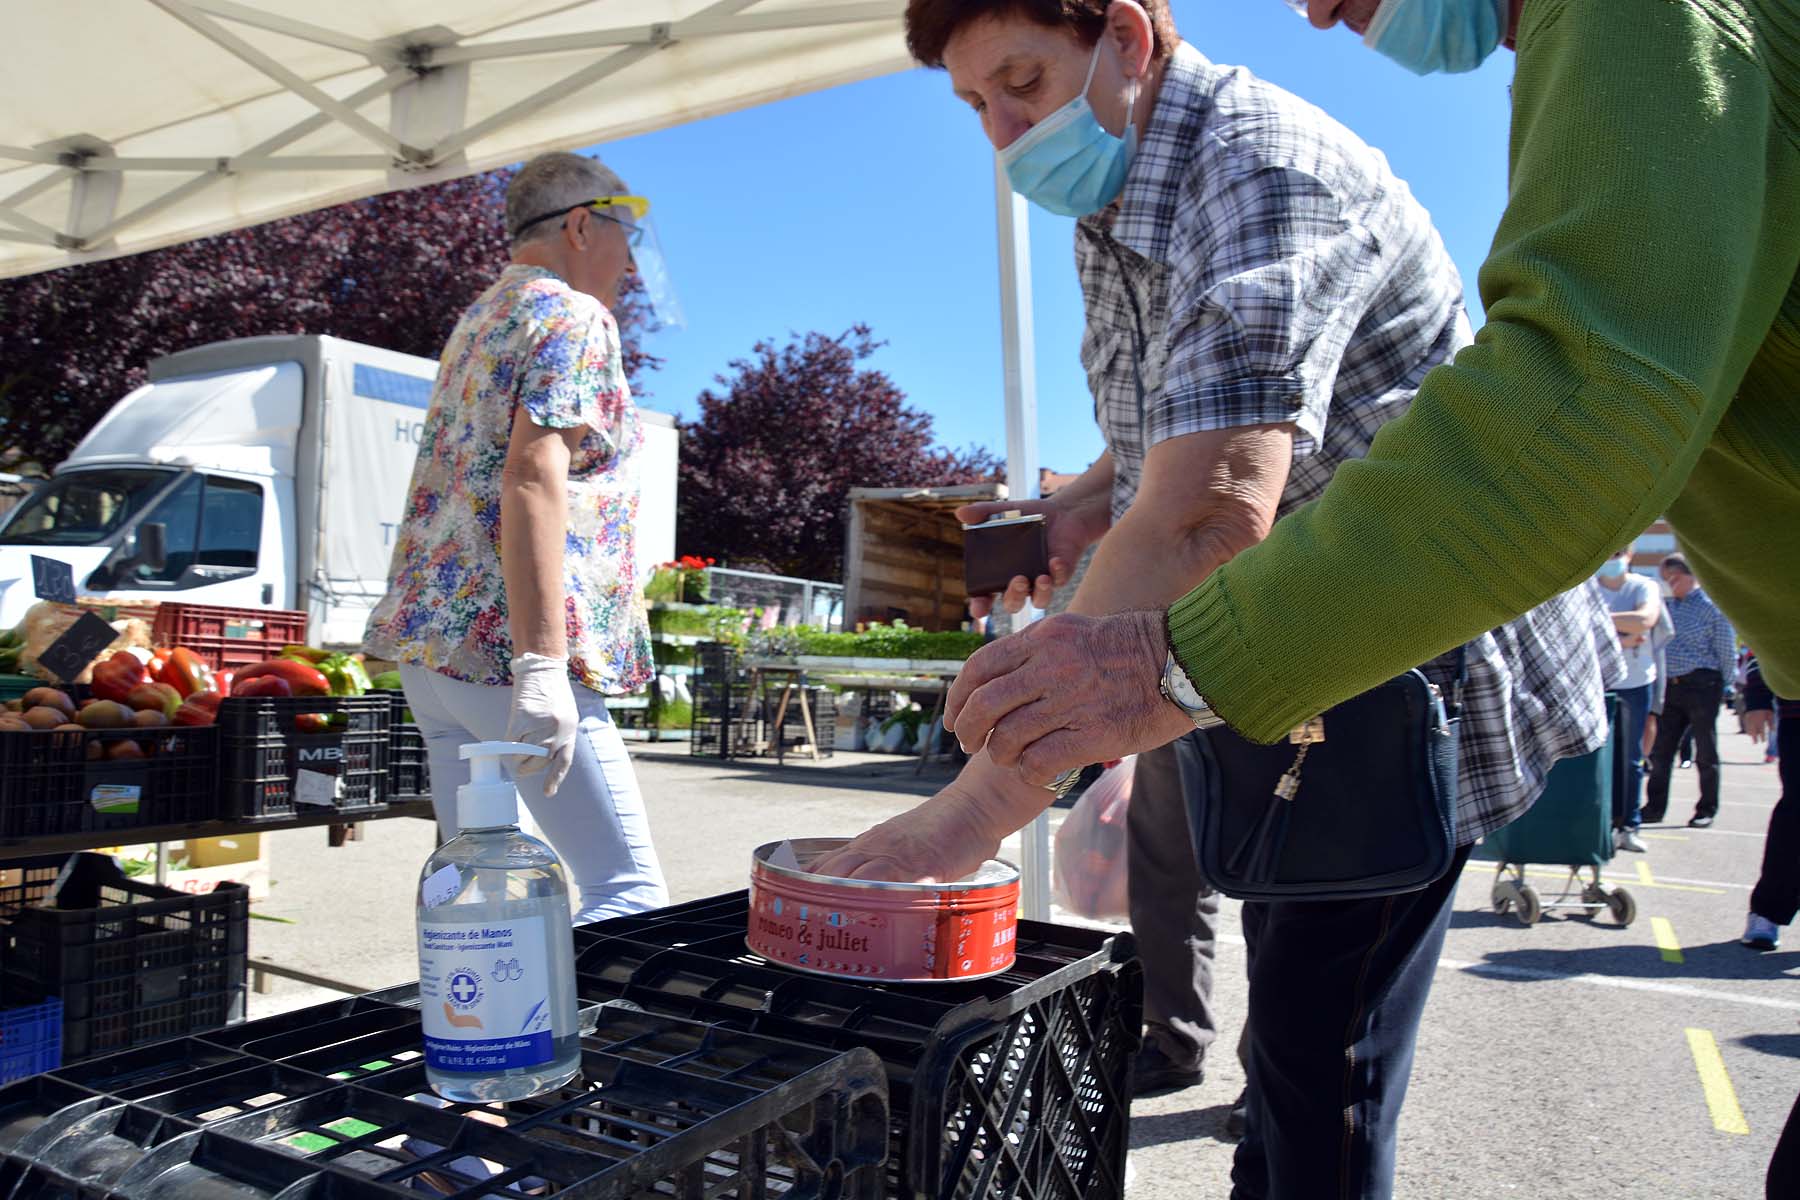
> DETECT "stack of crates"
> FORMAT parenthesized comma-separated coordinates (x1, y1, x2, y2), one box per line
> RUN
(763, 686, 837, 758)
(0, 854, 247, 1066)
(689, 643, 760, 760)
(0, 995, 889, 1198)
(571, 891, 1143, 1200)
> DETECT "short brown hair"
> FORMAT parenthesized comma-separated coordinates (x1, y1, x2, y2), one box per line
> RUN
(1661, 553, 1693, 576)
(905, 0, 1179, 69)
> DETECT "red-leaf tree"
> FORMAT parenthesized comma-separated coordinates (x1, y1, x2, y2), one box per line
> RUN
(677, 325, 1002, 581)
(0, 168, 660, 471)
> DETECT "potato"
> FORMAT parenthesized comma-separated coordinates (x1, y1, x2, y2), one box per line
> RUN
(21, 706, 67, 730)
(21, 688, 75, 718)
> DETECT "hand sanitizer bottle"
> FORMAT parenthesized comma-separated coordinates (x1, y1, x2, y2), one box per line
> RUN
(416, 741, 579, 1102)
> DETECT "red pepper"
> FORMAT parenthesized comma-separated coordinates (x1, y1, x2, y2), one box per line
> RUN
(210, 670, 234, 698)
(156, 647, 210, 698)
(91, 652, 149, 703)
(172, 692, 224, 726)
(293, 712, 331, 734)
(233, 675, 293, 699)
(236, 659, 329, 697)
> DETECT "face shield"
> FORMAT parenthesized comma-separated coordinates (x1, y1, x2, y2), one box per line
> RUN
(586, 196, 685, 332)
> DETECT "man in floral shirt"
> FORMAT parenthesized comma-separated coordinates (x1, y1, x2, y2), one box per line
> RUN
(365, 151, 667, 920)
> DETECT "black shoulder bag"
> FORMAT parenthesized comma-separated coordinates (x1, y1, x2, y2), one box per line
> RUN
(1174, 659, 1463, 901)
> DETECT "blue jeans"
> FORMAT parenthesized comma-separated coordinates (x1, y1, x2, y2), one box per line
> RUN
(1614, 685, 1651, 830)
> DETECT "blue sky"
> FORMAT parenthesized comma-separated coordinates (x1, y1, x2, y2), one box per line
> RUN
(598, 0, 1517, 479)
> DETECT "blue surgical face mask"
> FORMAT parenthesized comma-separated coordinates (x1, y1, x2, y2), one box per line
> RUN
(1361, 0, 1507, 75)
(999, 40, 1139, 218)
(1597, 559, 1627, 579)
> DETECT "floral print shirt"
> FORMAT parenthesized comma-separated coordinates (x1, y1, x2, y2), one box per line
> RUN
(364, 264, 653, 694)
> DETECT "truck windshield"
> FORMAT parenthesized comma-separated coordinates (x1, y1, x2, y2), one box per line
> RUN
(0, 469, 177, 546)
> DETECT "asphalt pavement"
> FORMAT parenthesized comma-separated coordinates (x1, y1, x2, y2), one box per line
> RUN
(246, 719, 1794, 1199)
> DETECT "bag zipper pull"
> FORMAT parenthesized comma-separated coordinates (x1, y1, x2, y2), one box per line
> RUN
(1275, 742, 1311, 801)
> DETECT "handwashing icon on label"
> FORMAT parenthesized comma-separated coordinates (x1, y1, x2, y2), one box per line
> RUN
(491, 957, 524, 982)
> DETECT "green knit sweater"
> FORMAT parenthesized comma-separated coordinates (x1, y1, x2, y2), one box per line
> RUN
(1168, 0, 1800, 740)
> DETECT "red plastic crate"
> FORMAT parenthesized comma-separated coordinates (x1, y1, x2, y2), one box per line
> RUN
(151, 604, 310, 673)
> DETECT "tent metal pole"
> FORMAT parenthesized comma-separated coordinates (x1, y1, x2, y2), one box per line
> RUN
(993, 154, 1052, 922)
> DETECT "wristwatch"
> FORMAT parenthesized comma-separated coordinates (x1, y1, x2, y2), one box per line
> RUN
(1161, 650, 1226, 730)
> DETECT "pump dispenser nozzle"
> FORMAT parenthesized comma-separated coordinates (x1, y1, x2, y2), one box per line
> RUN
(457, 741, 548, 829)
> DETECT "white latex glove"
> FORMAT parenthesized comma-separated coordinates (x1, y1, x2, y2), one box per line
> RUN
(507, 653, 578, 796)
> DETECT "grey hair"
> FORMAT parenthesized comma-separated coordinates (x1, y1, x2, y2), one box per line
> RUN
(505, 151, 628, 248)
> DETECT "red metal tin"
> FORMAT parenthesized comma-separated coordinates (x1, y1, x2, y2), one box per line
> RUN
(749, 838, 1020, 982)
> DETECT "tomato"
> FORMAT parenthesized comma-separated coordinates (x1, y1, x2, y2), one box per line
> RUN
(233, 675, 293, 699)
(90, 652, 149, 704)
(236, 659, 329, 697)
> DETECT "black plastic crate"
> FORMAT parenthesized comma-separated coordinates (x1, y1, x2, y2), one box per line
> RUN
(5, 1098, 197, 1195)
(112, 1127, 327, 1198)
(373, 692, 428, 803)
(234, 1016, 887, 1199)
(572, 891, 1142, 1200)
(3, 854, 248, 1062)
(0, 725, 220, 839)
(0, 1075, 104, 1155)
(764, 686, 836, 758)
(219, 695, 389, 820)
(51, 1037, 255, 1100)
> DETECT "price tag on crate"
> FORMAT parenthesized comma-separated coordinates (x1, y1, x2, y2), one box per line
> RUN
(294, 768, 342, 808)
(36, 612, 119, 684)
(29, 555, 76, 603)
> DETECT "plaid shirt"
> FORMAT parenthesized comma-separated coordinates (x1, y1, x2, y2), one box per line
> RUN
(1075, 44, 1615, 843)
(1664, 589, 1737, 681)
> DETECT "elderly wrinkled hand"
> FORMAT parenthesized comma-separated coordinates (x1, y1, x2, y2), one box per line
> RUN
(810, 793, 1002, 883)
(945, 609, 1196, 785)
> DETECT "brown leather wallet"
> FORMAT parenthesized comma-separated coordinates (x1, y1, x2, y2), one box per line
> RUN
(962, 512, 1049, 598)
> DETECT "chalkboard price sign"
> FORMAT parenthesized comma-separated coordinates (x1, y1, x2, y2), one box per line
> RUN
(30, 556, 76, 604)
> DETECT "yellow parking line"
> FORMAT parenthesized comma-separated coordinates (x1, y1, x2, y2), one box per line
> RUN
(1651, 917, 1685, 964)
(1601, 877, 1725, 895)
(1685, 1029, 1749, 1135)
(1636, 861, 1655, 885)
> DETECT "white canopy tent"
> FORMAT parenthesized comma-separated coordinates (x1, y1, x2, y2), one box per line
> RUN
(3, 0, 1050, 913)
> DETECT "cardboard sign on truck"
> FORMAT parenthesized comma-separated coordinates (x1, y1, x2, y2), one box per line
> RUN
(0, 335, 678, 646)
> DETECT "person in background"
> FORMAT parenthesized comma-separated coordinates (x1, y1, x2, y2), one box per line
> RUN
(364, 151, 669, 922)
(1643, 553, 1738, 829)
(1594, 547, 1663, 852)
(1742, 653, 1794, 951)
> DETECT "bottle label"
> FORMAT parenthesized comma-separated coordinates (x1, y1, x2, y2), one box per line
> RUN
(419, 914, 553, 1072)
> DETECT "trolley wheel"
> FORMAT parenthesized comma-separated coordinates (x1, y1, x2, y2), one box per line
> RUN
(1579, 884, 1609, 919)
(1606, 887, 1637, 927)
(1491, 881, 1515, 914)
(1514, 885, 1542, 927)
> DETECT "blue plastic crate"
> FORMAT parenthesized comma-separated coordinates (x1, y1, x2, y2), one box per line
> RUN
(0, 998, 62, 1083)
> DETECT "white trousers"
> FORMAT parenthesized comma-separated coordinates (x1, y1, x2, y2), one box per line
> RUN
(400, 665, 669, 923)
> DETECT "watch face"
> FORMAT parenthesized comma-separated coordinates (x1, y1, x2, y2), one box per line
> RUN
(1166, 656, 1205, 709)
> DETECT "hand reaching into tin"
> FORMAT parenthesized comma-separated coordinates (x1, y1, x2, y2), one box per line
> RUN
(945, 609, 1195, 784)
(811, 790, 1005, 883)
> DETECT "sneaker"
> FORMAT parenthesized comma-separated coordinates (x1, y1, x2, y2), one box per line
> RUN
(1618, 830, 1647, 853)
(1688, 815, 1715, 828)
(1742, 913, 1781, 951)
(1225, 1088, 1249, 1140)
(1131, 1043, 1203, 1098)
(1680, 758, 1694, 769)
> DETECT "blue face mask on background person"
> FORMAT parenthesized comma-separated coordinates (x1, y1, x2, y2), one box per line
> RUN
(1000, 39, 1139, 217)
(1597, 558, 1627, 579)
(1361, 0, 1507, 75)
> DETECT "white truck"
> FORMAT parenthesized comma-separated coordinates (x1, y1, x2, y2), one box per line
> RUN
(0, 335, 679, 645)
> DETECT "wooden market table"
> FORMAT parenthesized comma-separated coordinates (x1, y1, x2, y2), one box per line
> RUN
(741, 655, 968, 769)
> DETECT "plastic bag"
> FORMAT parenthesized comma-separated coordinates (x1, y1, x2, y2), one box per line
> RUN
(1052, 756, 1135, 921)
